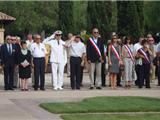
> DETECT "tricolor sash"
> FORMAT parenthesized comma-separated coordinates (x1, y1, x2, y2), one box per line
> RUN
(124, 45, 134, 63)
(111, 45, 121, 61)
(89, 37, 101, 57)
(138, 48, 150, 63)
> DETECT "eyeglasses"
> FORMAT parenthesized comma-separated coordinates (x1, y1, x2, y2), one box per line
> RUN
(56, 34, 62, 36)
(36, 38, 41, 39)
(93, 32, 99, 34)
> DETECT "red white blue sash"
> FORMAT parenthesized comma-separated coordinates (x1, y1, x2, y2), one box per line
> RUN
(124, 45, 134, 62)
(111, 45, 121, 61)
(138, 48, 150, 63)
(89, 37, 101, 57)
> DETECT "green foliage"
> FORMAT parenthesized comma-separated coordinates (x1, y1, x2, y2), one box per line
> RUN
(0, 1, 58, 39)
(0, 1, 159, 40)
(87, 1, 113, 40)
(73, 1, 88, 34)
(144, 1, 160, 33)
(117, 1, 144, 41)
(58, 1, 74, 36)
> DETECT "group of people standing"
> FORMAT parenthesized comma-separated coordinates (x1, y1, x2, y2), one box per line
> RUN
(0, 28, 160, 91)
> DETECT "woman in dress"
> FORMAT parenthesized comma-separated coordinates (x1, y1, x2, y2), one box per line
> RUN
(18, 41, 31, 91)
(108, 35, 123, 89)
(122, 36, 134, 89)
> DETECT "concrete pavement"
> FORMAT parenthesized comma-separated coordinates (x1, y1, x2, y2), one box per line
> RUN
(0, 73, 160, 120)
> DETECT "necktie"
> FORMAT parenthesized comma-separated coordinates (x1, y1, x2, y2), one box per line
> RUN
(9, 44, 12, 55)
(57, 40, 59, 45)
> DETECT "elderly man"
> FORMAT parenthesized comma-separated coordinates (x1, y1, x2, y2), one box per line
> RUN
(65, 33, 73, 77)
(1, 36, 18, 90)
(30, 34, 47, 91)
(87, 28, 104, 89)
(65, 35, 86, 90)
(47, 30, 67, 90)
(12, 36, 21, 88)
(26, 34, 34, 50)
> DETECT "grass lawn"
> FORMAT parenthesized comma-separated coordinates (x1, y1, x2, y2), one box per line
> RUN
(61, 114, 160, 120)
(40, 96, 160, 113)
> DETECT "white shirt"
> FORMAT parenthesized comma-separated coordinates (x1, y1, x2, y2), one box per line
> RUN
(156, 42, 160, 53)
(30, 43, 47, 58)
(47, 39, 67, 65)
(133, 42, 142, 65)
(7, 44, 12, 53)
(133, 42, 142, 54)
(69, 41, 86, 57)
(93, 37, 98, 44)
(26, 39, 34, 51)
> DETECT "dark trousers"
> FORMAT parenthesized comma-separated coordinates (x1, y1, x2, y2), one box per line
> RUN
(135, 65, 143, 86)
(80, 66, 84, 85)
(70, 56, 81, 89)
(101, 62, 106, 86)
(117, 72, 121, 86)
(139, 64, 150, 88)
(3, 66, 14, 89)
(33, 58, 45, 90)
(157, 67, 160, 85)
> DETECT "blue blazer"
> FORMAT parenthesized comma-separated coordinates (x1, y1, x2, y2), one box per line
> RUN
(86, 37, 104, 63)
(0, 44, 18, 66)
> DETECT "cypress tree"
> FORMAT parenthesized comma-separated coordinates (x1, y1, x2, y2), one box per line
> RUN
(58, 1, 74, 36)
(117, 1, 144, 41)
(87, 1, 113, 40)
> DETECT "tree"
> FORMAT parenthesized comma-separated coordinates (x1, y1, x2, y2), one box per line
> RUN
(58, 1, 74, 36)
(117, 1, 144, 41)
(144, 1, 160, 34)
(0, 1, 58, 38)
(87, 1, 113, 40)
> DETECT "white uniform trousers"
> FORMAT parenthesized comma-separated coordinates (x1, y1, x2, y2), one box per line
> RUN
(51, 63, 65, 89)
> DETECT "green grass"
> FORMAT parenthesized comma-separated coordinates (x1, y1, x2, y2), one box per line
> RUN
(61, 114, 160, 120)
(40, 96, 160, 113)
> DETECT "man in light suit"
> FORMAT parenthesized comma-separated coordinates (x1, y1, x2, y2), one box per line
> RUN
(47, 30, 67, 90)
(1, 36, 18, 90)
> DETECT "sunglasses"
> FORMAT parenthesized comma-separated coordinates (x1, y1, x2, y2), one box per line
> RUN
(36, 38, 41, 39)
(56, 34, 62, 36)
(93, 32, 99, 34)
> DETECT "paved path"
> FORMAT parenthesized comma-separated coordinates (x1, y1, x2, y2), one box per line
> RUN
(0, 73, 160, 120)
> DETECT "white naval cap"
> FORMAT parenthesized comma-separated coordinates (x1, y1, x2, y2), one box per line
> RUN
(55, 30, 62, 35)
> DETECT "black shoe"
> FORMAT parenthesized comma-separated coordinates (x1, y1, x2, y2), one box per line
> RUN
(96, 87, 102, 90)
(13, 86, 17, 88)
(80, 84, 83, 87)
(117, 84, 122, 87)
(90, 87, 94, 90)
(5, 88, 8, 90)
(139, 86, 142, 89)
(9, 88, 14, 90)
(34, 88, 38, 91)
(76, 87, 80, 90)
(25, 89, 29, 91)
(102, 85, 107, 87)
(40, 88, 45, 91)
(146, 86, 151, 89)
(21, 89, 25, 91)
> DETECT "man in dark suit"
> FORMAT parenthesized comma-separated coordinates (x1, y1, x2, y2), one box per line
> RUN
(1, 35, 18, 90)
(87, 28, 104, 89)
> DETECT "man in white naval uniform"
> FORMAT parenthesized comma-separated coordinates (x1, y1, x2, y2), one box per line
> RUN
(47, 30, 67, 90)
